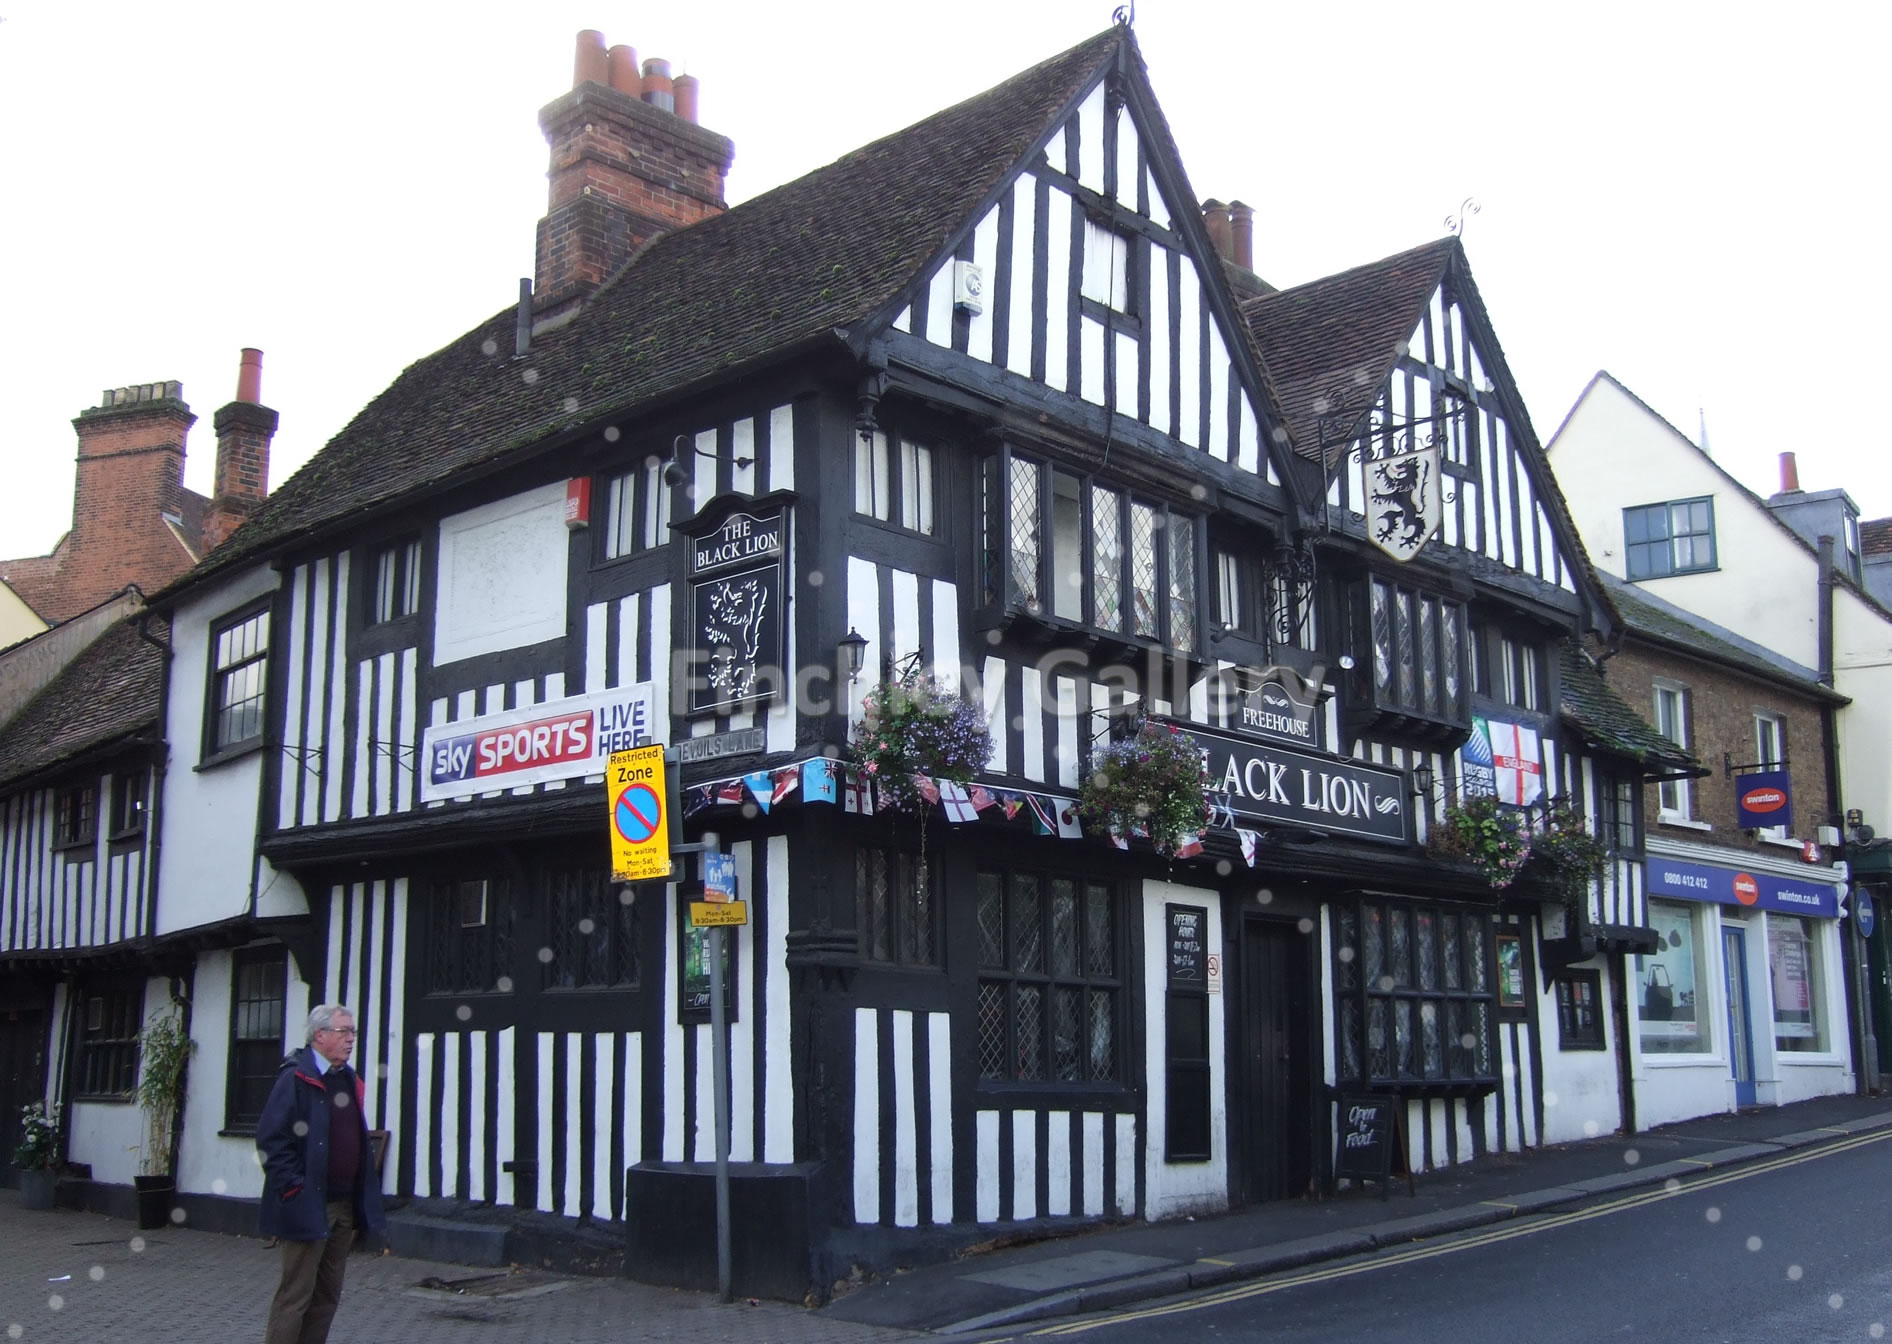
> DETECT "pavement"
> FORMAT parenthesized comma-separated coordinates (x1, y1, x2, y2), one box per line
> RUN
(3, 1093, 1887, 1341)
(816, 1091, 1892, 1336)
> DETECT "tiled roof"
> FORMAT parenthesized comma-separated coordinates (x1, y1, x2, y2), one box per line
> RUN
(166, 29, 1128, 595)
(1601, 572, 1844, 703)
(1241, 238, 1456, 468)
(0, 616, 164, 788)
(1558, 642, 1701, 774)
(1861, 518, 1892, 557)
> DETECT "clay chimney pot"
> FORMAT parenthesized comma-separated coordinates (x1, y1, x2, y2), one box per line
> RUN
(1779, 451, 1800, 493)
(641, 58, 675, 112)
(1228, 200, 1254, 271)
(1201, 199, 1232, 261)
(235, 348, 264, 404)
(673, 73, 700, 124)
(574, 30, 608, 89)
(607, 44, 641, 97)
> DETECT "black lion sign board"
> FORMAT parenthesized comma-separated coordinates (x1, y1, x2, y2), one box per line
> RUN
(683, 493, 792, 717)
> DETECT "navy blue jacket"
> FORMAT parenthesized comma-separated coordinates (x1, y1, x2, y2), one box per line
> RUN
(256, 1046, 386, 1241)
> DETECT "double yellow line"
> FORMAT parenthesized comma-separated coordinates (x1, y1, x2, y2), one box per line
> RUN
(1029, 1128, 1891, 1336)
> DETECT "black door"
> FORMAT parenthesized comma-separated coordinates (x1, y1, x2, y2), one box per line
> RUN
(1240, 918, 1314, 1203)
(0, 1008, 48, 1188)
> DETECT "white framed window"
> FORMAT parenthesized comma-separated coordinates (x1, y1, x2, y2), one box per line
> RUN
(207, 605, 270, 757)
(1754, 713, 1789, 841)
(370, 538, 423, 624)
(1653, 682, 1692, 820)
(1080, 219, 1131, 310)
(853, 432, 934, 535)
(603, 456, 672, 560)
(1624, 497, 1716, 579)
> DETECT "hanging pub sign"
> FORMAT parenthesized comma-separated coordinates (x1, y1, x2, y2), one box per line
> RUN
(1365, 441, 1442, 563)
(1175, 720, 1408, 846)
(683, 492, 792, 718)
(1735, 768, 1794, 833)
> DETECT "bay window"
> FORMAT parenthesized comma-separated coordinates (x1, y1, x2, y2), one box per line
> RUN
(1357, 578, 1467, 729)
(1332, 897, 1496, 1088)
(980, 446, 1200, 653)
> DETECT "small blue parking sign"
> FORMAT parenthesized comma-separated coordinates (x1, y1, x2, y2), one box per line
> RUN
(704, 851, 737, 904)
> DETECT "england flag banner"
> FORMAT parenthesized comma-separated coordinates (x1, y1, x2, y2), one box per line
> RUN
(1486, 718, 1542, 807)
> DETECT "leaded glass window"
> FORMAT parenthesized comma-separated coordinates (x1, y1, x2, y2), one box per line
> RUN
(1332, 897, 1498, 1087)
(976, 868, 1120, 1084)
(858, 845, 940, 968)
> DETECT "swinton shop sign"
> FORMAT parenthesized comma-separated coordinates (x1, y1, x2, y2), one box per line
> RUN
(1170, 721, 1409, 846)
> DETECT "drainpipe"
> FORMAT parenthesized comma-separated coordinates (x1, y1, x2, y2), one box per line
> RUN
(1818, 536, 1876, 1091)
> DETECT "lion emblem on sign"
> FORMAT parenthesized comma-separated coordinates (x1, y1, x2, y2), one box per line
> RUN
(705, 577, 768, 698)
(1367, 442, 1442, 562)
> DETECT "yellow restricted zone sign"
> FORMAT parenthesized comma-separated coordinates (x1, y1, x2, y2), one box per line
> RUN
(608, 745, 672, 882)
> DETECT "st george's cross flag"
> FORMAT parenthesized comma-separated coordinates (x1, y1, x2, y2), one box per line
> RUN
(843, 770, 875, 815)
(939, 780, 978, 824)
(1486, 719, 1542, 806)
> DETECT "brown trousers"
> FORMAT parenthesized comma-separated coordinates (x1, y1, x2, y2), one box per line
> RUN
(264, 1198, 355, 1344)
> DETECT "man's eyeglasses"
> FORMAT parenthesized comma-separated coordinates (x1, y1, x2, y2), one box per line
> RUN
(319, 1027, 358, 1038)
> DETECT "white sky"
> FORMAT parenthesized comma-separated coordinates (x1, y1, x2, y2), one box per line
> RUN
(2, 1, 1887, 559)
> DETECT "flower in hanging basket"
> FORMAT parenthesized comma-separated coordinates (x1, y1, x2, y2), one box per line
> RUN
(12, 1100, 60, 1171)
(850, 670, 993, 811)
(1523, 799, 1608, 894)
(1079, 718, 1209, 856)
(1432, 796, 1532, 888)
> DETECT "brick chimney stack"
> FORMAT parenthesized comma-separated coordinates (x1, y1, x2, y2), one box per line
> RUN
(203, 349, 277, 552)
(66, 381, 196, 612)
(533, 28, 735, 326)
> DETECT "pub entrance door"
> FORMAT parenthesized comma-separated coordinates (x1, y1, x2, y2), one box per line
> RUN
(0, 1007, 47, 1189)
(1240, 917, 1315, 1203)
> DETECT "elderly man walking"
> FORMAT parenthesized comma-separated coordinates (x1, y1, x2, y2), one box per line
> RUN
(257, 1003, 386, 1344)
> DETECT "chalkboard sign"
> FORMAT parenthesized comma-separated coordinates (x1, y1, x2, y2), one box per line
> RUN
(1167, 904, 1207, 987)
(1334, 1094, 1403, 1195)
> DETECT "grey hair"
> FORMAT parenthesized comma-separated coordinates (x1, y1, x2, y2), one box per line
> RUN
(305, 1003, 354, 1045)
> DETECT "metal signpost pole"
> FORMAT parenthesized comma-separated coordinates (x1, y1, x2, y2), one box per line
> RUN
(710, 914, 732, 1301)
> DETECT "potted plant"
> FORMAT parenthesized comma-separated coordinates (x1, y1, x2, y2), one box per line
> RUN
(134, 1005, 195, 1230)
(13, 1100, 60, 1211)
(1078, 717, 1210, 856)
(850, 668, 993, 811)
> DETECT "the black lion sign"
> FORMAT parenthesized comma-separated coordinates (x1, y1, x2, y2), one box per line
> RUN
(1367, 443, 1442, 562)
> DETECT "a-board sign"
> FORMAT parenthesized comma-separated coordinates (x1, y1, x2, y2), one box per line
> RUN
(1333, 1094, 1397, 1185)
(608, 745, 672, 883)
(1167, 904, 1207, 987)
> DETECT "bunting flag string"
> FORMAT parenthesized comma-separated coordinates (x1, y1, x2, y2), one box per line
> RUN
(1238, 828, 1259, 868)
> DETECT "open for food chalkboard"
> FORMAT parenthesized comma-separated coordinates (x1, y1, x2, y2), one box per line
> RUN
(1334, 1094, 1411, 1197)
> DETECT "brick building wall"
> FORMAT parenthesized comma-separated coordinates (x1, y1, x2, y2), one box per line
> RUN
(1603, 641, 1833, 853)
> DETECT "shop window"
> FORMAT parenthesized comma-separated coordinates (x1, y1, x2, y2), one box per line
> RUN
(1653, 683, 1693, 820)
(602, 455, 672, 560)
(1555, 971, 1605, 1050)
(1332, 898, 1496, 1087)
(1638, 900, 1711, 1054)
(77, 987, 142, 1099)
(206, 604, 270, 758)
(423, 876, 517, 995)
(975, 869, 1120, 1084)
(541, 865, 639, 990)
(108, 768, 148, 839)
(857, 845, 941, 968)
(1624, 497, 1716, 579)
(1362, 579, 1468, 726)
(854, 432, 936, 536)
(56, 781, 98, 850)
(226, 948, 287, 1131)
(368, 538, 423, 624)
(979, 447, 1198, 653)
(1768, 916, 1826, 1052)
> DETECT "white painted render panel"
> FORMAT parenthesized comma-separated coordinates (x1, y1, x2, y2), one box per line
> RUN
(1043, 188, 1072, 394)
(928, 1012, 952, 1223)
(1149, 243, 1173, 438)
(1082, 1111, 1105, 1216)
(1011, 1110, 1037, 1220)
(930, 579, 960, 694)
(1046, 1109, 1072, 1216)
(765, 836, 794, 1163)
(969, 209, 999, 366)
(1006, 178, 1037, 381)
(768, 403, 795, 494)
(892, 1009, 918, 1227)
(847, 558, 880, 731)
(854, 1008, 879, 1224)
(925, 258, 955, 351)
(984, 655, 1009, 775)
(976, 1111, 1001, 1222)
(279, 564, 308, 830)
(731, 417, 756, 498)
(434, 483, 567, 665)
(1178, 262, 1202, 450)
(1021, 665, 1046, 783)
(1076, 83, 1105, 193)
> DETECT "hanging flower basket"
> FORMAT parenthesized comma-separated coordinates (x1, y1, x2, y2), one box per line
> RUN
(1433, 796, 1605, 893)
(850, 669, 993, 811)
(1078, 717, 1209, 856)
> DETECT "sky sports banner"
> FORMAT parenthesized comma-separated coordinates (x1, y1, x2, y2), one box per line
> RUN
(1643, 855, 1840, 919)
(1734, 768, 1794, 832)
(421, 683, 655, 803)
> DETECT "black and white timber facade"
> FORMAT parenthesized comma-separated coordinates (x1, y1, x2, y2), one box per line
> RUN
(0, 23, 1707, 1290)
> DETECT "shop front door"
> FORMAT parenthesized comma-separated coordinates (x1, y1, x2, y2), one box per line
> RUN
(0, 1008, 46, 1189)
(1723, 926, 1756, 1107)
(1240, 917, 1314, 1203)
